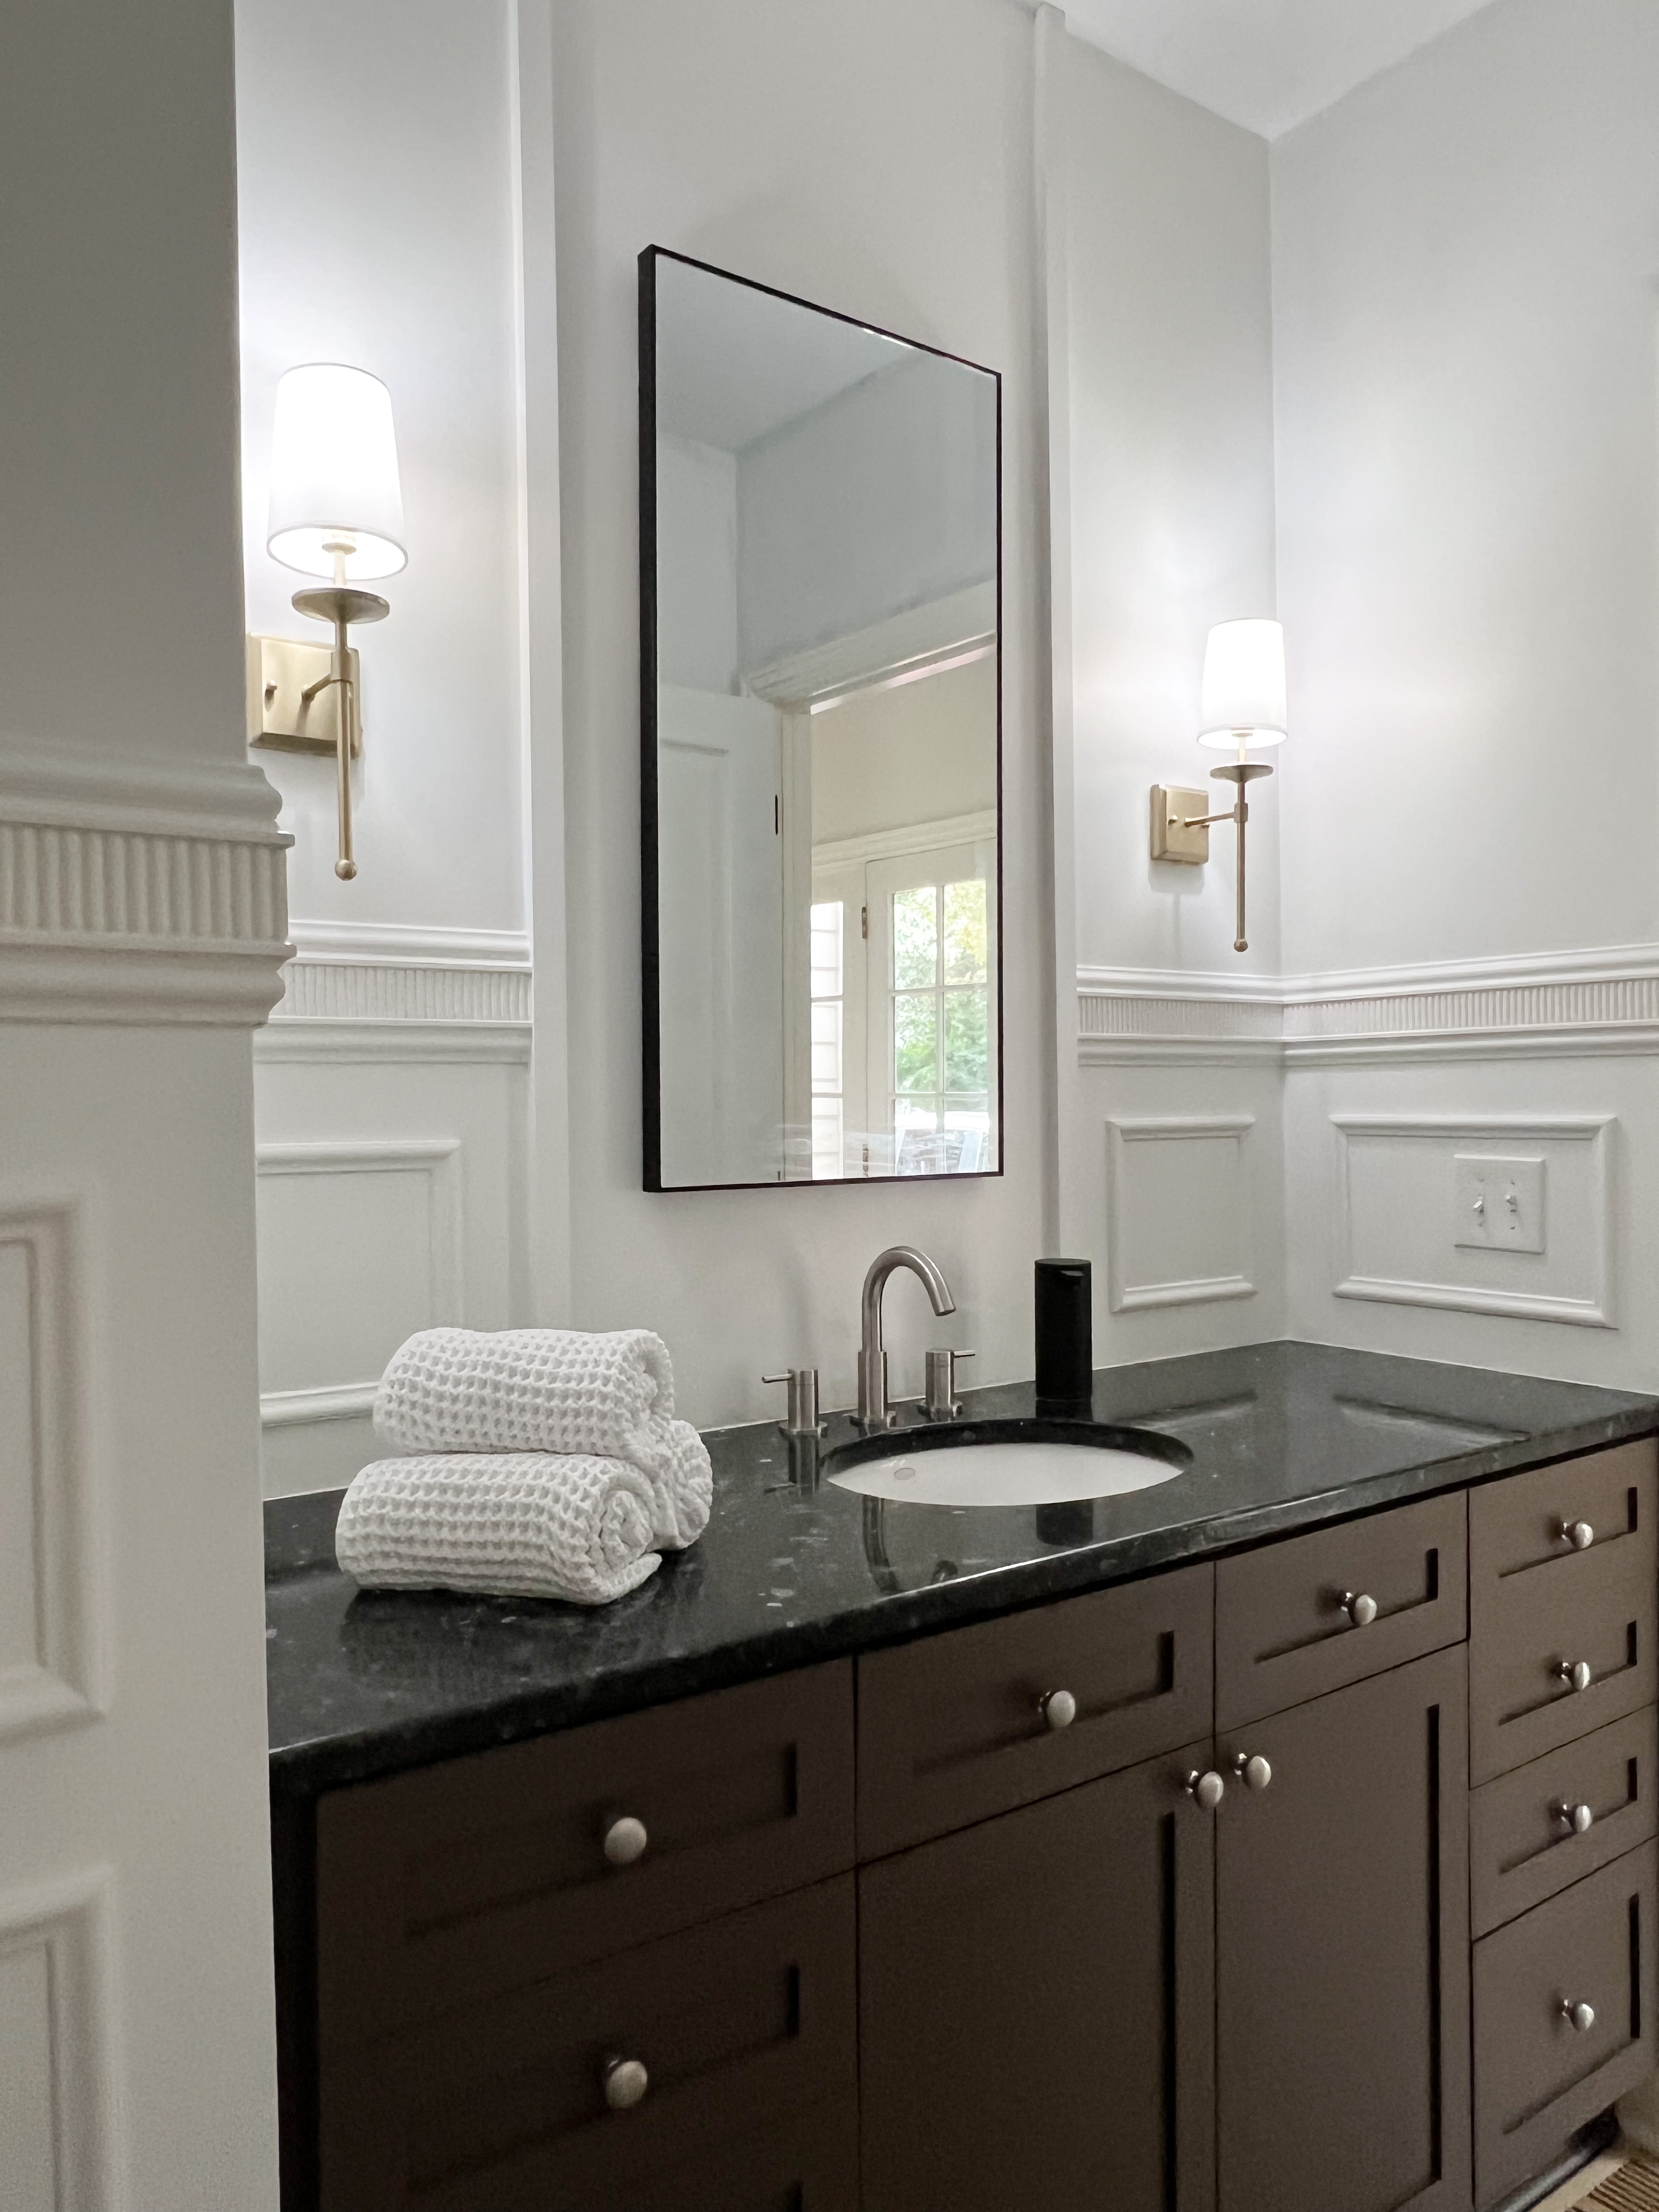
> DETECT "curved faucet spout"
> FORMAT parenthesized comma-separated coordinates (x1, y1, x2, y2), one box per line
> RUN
(857, 1245, 957, 1429)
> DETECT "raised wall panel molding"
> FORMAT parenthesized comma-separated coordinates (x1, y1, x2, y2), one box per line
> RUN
(274, 915, 533, 1028)
(0, 746, 290, 1025)
(0, 1868, 117, 2210)
(0, 1197, 102, 1740)
(1331, 1114, 1616, 1329)
(1079, 945, 1659, 1064)
(255, 1141, 464, 1429)
(1105, 1115, 1257, 1312)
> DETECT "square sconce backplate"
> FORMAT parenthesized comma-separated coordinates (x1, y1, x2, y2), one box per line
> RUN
(246, 634, 362, 758)
(1149, 785, 1209, 864)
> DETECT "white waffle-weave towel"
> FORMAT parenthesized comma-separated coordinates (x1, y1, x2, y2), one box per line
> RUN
(373, 1328, 713, 1549)
(335, 1453, 662, 1605)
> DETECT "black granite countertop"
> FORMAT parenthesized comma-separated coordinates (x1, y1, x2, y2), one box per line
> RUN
(266, 1340, 1659, 1800)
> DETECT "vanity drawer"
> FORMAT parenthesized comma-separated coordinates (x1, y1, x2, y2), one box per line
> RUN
(1469, 1483, 1657, 1786)
(319, 1874, 858, 2212)
(855, 1562, 1213, 1858)
(1472, 1843, 1657, 2208)
(1470, 1707, 1658, 1937)
(1214, 1492, 1466, 1731)
(316, 1660, 855, 2052)
(1470, 1439, 1656, 1584)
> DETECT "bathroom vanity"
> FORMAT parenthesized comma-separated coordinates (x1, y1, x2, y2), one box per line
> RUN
(266, 1344, 1659, 2212)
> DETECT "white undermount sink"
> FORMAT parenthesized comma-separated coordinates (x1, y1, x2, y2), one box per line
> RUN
(826, 1432, 1184, 1509)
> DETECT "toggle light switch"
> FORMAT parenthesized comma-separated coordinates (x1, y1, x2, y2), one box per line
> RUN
(1454, 1154, 1545, 1254)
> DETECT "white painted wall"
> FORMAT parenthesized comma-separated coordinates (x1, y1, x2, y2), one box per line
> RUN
(1273, 0, 1659, 977)
(1053, 27, 1288, 1360)
(811, 656, 998, 843)
(0, 1, 282, 2199)
(236, 0, 537, 1495)
(236, 0, 527, 938)
(548, 0, 1048, 1424)
(1267, 0, 1659, 1393)
(656, 437, 741, 692)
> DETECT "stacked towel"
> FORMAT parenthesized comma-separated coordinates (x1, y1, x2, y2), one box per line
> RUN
(335, 1328, 713, 1607)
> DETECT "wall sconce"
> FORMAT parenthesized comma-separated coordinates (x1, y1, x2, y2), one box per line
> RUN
(1149, 617, 1286, 952)
(247, 364, 405, 879)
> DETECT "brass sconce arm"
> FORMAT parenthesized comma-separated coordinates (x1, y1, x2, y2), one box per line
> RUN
(289, 585, 388, 882)
(1148, 759, 1274, 952)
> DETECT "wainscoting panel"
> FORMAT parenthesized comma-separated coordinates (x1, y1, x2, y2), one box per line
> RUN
(0, 1870, 115, 2210)
(1331, 1114, 1616, 1328)
(1105, 1115, 1257, 1313)
(255, 1142, 462, 1431)
(0, 1199, 97, 1740)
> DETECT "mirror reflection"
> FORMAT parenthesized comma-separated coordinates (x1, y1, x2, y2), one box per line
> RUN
(642, 249, 1001, 1189)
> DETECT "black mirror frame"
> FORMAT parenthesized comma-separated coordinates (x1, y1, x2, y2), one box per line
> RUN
(639, 244, 1004, 1194)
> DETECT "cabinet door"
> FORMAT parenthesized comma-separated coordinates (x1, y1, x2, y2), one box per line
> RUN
(1217, 1646, 1471, 2212)
(860, 1739, 1217, 2212)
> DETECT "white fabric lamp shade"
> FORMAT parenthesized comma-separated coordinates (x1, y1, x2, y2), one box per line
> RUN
(266, 364, 406, 580)
(1198, 618, 1286, 748)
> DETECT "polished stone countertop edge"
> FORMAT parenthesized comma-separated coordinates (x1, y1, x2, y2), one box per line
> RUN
(264, 1344, 1659, 1802)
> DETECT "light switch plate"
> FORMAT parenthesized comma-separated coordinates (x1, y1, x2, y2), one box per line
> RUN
(246, 634, 361, 758)
(1150, 785, 1210, 864)
(1454, 1154, 1546, 1254)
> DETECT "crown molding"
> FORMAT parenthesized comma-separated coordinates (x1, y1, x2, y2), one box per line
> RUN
(1078, 946, 1659, 1064)
(0, 746, 291, 1024)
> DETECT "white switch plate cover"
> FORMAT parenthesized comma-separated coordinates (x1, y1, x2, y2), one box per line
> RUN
(1454, 1154, 1546, 1254)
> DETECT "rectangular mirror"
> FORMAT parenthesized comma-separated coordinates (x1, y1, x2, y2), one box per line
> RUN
(640, 247, 1002, 1190)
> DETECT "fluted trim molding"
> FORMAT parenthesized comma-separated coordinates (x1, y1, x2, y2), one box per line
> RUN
(1079, 946, 1659, 1064)
(272, 917, 533, 1032)
(0, 746, 291, 1025)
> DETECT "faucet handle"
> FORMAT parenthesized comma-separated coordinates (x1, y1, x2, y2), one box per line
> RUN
(761, 1369, 823, 1438)
(923, 1348, 975, 1422)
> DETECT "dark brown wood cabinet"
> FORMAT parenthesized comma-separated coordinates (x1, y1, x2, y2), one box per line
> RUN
(281, 1443, 1659, 2212)
(1216, 1646, 1471, 2212)
(859, 1738, 1217, 2212)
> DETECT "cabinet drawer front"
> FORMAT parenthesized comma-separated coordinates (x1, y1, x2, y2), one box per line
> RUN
(1472, 1843, 1657, 2209)
(317, 1661, 854, 2051)
(1471, 1708, 1658, 1938)
(320, 1875, 859, 2212)
(1215, 1492, 1466, 1731)
(1470, 1440, 1656, 1584)
(1470, 1527, 1657, 1785)
(856, 1563, 1214, 1858)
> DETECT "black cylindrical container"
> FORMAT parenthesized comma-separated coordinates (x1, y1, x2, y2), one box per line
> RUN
(1035, 1257, 1093, 1414)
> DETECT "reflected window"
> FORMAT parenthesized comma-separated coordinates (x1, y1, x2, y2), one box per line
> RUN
(890, 875, 991, 1175)
(809, 900, 844, 1180)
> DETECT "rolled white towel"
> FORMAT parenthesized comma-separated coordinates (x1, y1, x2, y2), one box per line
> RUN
(374, 1327, 712, 1550)
(335, 1453, 662, 1606)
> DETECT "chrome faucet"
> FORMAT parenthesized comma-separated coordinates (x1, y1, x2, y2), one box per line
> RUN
(857, 1245, 956, 1429)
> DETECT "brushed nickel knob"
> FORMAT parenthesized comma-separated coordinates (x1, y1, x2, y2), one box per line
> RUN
(1185, 1769, 1225, 1812)
(1559, 1519, 1595, 1551)
(1233, 1752, 1272, 1792)
(603, 1815, 648, 1867)
(604, 2056, 649, 2109)
(1554, 1801, 1594, 1836)
(1341, 1590, 1378, 1628)
(1559, 2000, 1596, 2034)
(1040, 1689, 1077, 1731)
(1556, 1660, 1594, 1692)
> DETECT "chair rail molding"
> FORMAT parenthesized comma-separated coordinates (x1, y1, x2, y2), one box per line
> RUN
(270, 917, 533, 1038)
(1079, 944, 1659, 1064)
(0, 745, 291, 1025)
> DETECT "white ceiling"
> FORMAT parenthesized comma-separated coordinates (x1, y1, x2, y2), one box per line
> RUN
(1060, 0, 1504, 139)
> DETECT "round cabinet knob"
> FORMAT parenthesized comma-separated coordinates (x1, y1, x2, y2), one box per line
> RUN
(1557, 1660, 1594, 1693)
(603, 1815, 648, 1867)
(1233, 1752, 1272, 1792)
(1185, 1769, 1226, 1812)
(1560, 1519, 1595, 1551)
(1555, 1801, 1594, 1836)
(1559, 2000, 1596, 2035)
(603, 2057, 650, 2110)
(1341, 1591, 1378, 1628)
(1040, 1689, 1077, 1732)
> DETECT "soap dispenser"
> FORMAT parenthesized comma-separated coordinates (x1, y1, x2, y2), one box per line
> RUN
(1034, 1258, 1093, 1417)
